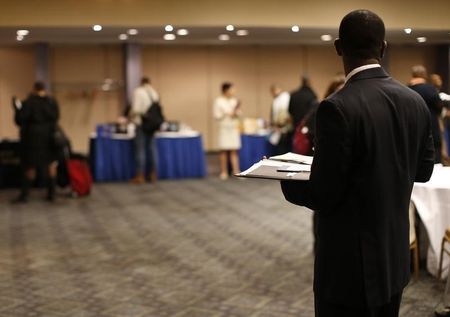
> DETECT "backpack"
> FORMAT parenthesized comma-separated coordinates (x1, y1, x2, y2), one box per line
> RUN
(141, 101, 165, 135)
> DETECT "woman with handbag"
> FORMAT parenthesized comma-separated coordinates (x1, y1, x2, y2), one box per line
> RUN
(12, 82, 60, 203)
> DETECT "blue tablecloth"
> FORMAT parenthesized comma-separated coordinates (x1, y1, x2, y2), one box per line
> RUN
(90, 134, 206, 182)
(239, 134, 275, 171)
(156, 136, 206, 179)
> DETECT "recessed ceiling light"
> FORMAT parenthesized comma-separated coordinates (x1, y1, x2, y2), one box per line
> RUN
(16, 30, 29, 36)
(218, 34, 230, 41)
(164, 33, 176, 41)
(127, 29, 138, 35)
(226, 25, 235, 31)
(236, 29, 249, 36)
(16, 35, 24, 41)
(177, 29, 189, 36)
(92, 24, 102, 32)
(165, 25, 174, 32)
(417, 37, 427, 43)
(404, 28, 412, 34)
(291, 25, 300, 33)
(119, 34, 128, 40)
(320, 34, 333, 42)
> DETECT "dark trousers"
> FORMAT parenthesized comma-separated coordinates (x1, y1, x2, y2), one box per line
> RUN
(315, 292, 402, 317)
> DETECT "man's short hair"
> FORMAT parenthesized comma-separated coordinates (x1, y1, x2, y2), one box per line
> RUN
(33, 81, 46, 91)
(339, 10, 385, 60)
(141, 77, 150, 85)
(222, 82, 233, 93)
(411, 65, 427, 79)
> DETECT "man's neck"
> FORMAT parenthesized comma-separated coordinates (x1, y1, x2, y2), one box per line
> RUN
(344, 58, 381, 76)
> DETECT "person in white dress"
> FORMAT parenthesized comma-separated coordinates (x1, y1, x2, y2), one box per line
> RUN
(213, 82, 241, 180)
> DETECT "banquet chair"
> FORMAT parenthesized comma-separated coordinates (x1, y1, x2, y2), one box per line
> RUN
(438, 227, 450, 280)
(409, 201, 420, 280)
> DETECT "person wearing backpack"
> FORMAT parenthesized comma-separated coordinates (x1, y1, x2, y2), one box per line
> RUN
(129, 77, 161, 184)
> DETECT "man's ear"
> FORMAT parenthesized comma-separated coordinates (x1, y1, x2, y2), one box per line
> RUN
(334, 38, 343, 57)
(380, 40, 388, 59)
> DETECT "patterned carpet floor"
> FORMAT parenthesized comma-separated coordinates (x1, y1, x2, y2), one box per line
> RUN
(0, 178, 445, 316)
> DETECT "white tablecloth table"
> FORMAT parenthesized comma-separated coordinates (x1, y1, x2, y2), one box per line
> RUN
(411, 165, 450, 277)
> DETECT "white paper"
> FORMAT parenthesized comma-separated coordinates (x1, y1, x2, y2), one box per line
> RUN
(269, 152, 314, 165)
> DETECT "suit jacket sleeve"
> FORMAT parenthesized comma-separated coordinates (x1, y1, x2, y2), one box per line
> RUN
(281, 100, 351, 211)
(415, 110, 435, 182)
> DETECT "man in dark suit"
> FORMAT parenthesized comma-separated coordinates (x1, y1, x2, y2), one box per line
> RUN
(281, 10, 435, 317)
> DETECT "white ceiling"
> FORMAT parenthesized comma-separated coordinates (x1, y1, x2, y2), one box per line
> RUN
(1, 26, 449, 46)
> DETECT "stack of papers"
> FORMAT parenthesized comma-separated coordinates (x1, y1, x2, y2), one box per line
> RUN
(236, 152, 312, 181)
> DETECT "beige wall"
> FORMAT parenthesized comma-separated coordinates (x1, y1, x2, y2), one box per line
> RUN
(143, 45, 342, 150)
(389, 45, 438, 85)
(0, 43, 441, 153)
(1, 0, 450, 29)
(0, 47, 35, 140)
(50, 45, 124, 153)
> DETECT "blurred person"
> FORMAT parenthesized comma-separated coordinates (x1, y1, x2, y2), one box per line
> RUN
(13, 82, 60, 203)
(270, 84, 292, 154)
(430, 73, 450, 161)
(288, 75, 318, 130)
(303, 74, 345, 150)
(281, 10, 434, 317)
(214, 82, 241, 180)
(129, 77, 159, 184)
(409, 66, 442, 163)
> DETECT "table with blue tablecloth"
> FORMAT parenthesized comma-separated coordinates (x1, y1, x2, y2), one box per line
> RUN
(90, 131, 207, 182)
(239, 134, 275, 171)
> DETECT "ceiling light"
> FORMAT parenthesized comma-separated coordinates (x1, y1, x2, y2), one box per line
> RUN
(164, 33, 176, 41)
(165, 25, 174, 32)
(320, 34, 333, 42)
(291, 25, 300, 33)
(177, 29, 189, 36)
(218, 34, 230, 41)
(226, 25, 235, 31)
(92, 24, 102, 32)
(16, 30, 29, 36)
(404, 28, 412, 34)
(16, 35, 24, 41)
(119, 34, 128, 40)
(236, 29, 249, 36)
(417, 37, 427, 43)
(127, 29, 138, 35)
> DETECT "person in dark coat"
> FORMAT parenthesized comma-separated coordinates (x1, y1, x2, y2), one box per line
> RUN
(13, 82, 60, 203)
(288, 76, 318, 130)
(280, 10, 434, 317)
(408, 65, 443, 163)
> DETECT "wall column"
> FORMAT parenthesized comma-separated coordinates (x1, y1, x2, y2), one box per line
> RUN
(437, 45, 450, 93)
(35, 43, 51, 92)
(123, 43, 142, 106)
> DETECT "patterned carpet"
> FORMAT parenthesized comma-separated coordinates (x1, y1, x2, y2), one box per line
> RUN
(0, 178, 445, 316)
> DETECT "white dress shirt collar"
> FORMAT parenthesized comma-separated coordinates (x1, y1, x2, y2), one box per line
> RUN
(345, 64, 381, 83)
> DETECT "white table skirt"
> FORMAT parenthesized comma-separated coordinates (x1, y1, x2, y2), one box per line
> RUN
(411, 165, 450, 277)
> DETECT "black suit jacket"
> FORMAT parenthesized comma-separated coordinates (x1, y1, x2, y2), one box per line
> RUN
(281, 67, 435, 307)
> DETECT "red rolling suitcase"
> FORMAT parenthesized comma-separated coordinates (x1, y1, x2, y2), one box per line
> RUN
(67, 157, 92, 197)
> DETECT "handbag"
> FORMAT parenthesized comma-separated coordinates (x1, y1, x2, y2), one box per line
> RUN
(292, 109, 315, 155)
(53, 125, 69, 149)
